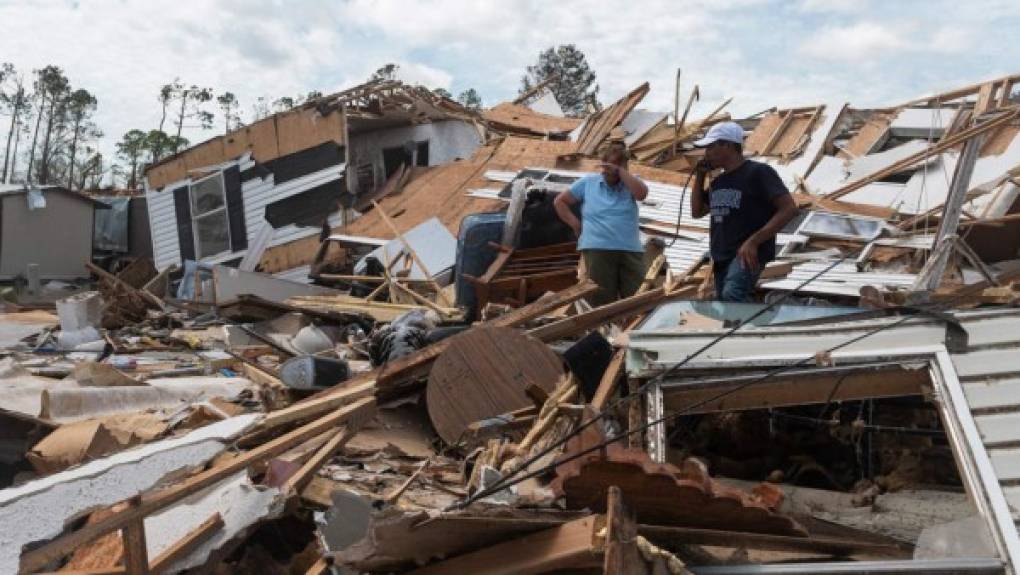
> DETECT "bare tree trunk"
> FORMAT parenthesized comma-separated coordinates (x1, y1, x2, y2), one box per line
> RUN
(174, 92, 188, 154)
(1, 98, 20, 183)
(26, 95, 45, 183)
(159, 99, 168, 133)
(67, 116, 81, 188)
(129, 156, 138, 189)
(9, 114, 23, 184)
(39, 96, 58, 183)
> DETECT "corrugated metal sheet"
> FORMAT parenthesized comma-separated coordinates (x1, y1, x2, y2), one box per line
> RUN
(662, 235, 709, 276)
(485, 167, 707, 229)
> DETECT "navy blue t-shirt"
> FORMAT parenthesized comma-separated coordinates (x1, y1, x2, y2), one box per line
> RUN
(706, 160, 790, 263)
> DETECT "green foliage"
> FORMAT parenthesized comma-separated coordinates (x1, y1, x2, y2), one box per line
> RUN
(457, 88, 482, 110)
(520, 45, 600, 117)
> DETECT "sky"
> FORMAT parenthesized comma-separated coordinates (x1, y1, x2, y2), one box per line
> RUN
(1, 0, 1019, 180)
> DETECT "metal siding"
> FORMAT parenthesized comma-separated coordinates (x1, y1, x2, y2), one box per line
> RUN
(0, 192, 94, 279)
(626, 308, 1020, 567)
(145, 162, 344, 271)
(990, 448, 1020, 482)
(145, 186, 180, 270)
(964, 377, 1020, 411)
(977, 411, 1020, 447)
(954, 347, 1020, 380)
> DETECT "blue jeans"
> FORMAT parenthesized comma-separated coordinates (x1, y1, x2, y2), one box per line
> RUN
(713, 259, 761, 302)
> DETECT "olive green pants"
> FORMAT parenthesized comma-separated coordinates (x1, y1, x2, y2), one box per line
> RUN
(582, 249, 646, 307)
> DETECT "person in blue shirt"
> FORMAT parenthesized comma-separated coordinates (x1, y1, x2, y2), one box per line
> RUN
(554, 144, 649, 306)
(691, 122, 798, 302)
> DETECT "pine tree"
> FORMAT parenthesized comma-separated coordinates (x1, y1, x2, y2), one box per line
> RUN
(520, 45, 600, 117)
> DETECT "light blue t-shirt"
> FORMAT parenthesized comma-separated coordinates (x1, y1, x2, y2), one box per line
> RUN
(569, 174, 643, 253)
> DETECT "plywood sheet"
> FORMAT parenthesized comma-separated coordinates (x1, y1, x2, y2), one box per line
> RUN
(843, 113, 893, 158)
(744, 113, 784, 156)
(981, 125, 1020, 157)
(771, 115, 814, 157)
(277, 108, 345, 156)
(243, 116, 281, 162)
(182, 138, 227, 173)
(426, 326, 564, 444)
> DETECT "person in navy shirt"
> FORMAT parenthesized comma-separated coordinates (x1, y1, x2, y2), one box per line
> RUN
(691, 122, 798, 302)
(554, 144, 649, 306)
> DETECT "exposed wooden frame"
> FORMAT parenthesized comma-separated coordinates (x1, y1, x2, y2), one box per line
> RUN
(18, 398, 376, 573)
(826, 109, 1019, 200)
(49, 514, 225, 575)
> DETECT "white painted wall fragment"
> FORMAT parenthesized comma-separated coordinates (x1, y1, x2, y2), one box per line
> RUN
(0, 414, 259, 574)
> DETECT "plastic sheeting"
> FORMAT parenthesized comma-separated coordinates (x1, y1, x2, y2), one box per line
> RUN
(93, 196, 130, 252)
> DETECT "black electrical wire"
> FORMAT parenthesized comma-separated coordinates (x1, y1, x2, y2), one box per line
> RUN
(456, 241, 870, 506)
(447, 304, 955, 511)
(666, 169, 695, 248)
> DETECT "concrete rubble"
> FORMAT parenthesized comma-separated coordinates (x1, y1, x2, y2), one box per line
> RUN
(0, 74, 1018, 574)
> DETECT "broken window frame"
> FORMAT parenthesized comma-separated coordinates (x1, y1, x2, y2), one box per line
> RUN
(189, 171, 232, 260)
(796, 210, 887, 242)
(637, 344, 1019, 572)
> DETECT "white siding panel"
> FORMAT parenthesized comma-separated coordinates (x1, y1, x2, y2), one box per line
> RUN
(145, 163, 344, 271)
(146, 187, 180, 270)
(965, 377, 1020, 412)
(954, 347, 1020, 380)
(977, 412, 1020, 447)
(990, 447, 1020, 482)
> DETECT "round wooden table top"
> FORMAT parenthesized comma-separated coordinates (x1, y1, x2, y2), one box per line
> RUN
(426, 325, 565, 445)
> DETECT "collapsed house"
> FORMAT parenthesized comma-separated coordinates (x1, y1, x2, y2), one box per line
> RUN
(1, 73, 1020, 575)
(142, 79, 485, 280)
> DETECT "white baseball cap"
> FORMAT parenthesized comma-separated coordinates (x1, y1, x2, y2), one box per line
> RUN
(693, 121, 745, 147)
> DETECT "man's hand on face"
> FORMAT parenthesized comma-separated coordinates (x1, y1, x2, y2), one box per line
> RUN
(694, 159, 712, 176)
(737, 238, 760, 272)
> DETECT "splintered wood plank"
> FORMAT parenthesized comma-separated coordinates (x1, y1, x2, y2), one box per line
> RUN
(552, 428, 806, 537)
(426, 326, 564, 445)
(603, 486, 642, 575)
(122, 512, 149, 575)
(406, 516, 601, 575)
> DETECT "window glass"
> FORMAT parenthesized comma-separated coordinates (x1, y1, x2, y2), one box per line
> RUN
(191, 175, 225, 215)
(195, 210, 230, 258)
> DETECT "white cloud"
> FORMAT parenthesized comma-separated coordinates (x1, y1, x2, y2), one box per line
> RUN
(798, 21, 910, 61)
(930, 26, 975, 54)
(0, 0, 1018, 185)
(796, 0, 868, 13)
(395, 62, 454, 90)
